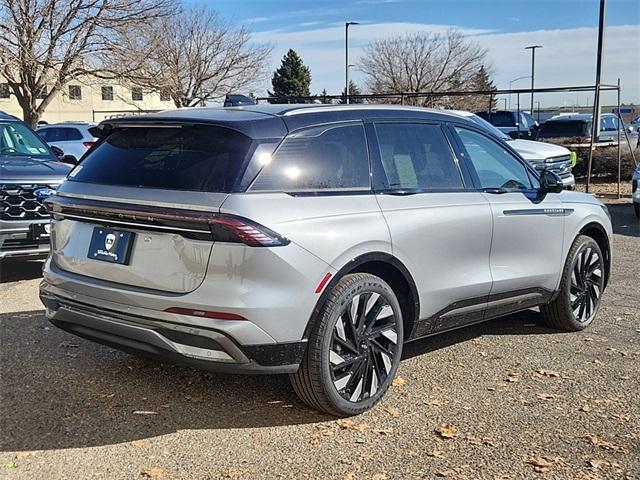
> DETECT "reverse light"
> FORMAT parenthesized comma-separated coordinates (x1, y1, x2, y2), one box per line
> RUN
(208, 215, 290, 247)
(165, 307, 246, 321)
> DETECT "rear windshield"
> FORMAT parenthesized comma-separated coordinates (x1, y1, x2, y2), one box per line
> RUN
(68, 125, 253, 192)
(484, 112, 516, 127)
(539, 120, 589, 137)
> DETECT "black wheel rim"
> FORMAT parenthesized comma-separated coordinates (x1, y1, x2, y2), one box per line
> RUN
(570, 246, 603, 323)
(329, 291, 399, 403)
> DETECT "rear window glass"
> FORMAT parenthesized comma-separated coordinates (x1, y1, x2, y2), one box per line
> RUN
(539, 121, 588, 137)
(69, 125, 253, 192)
(485, 112, 516, 127)
(249, 123, 370, 192)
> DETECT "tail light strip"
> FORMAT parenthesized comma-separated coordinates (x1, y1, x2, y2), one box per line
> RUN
(45, 196, 289, 247)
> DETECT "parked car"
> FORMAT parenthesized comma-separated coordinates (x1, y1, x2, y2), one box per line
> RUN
(537, 113, 624, 143)
(633, 163, 640, 219)
(40, 104, 612, 416)
(36, 122, 97, 162)
(0, 111, 73, 259)
(475, 110, 538, 139)
(452, 110, 575, 189)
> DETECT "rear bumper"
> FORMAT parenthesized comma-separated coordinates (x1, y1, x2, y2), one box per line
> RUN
(40, 284, 305, 374)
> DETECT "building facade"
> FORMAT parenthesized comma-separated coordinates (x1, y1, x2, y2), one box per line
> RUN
(0, 78, 174, 123)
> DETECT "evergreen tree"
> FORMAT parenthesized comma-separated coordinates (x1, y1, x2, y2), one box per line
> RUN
(319, 89, 331, 104)
(340, 81, 363, 104)
(268, 49, 312, 103)
(470, 65, 497, 110)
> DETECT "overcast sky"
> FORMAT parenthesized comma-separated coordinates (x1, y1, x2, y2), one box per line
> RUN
(211, 0, 640, 106)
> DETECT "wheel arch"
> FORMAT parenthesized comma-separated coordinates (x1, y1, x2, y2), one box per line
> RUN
(302, 252, 420, 341)
(578, 222, 611, 288)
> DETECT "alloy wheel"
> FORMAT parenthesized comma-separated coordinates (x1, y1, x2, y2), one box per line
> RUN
(329, 292, 400, 403)
(570, 246, 603, 323)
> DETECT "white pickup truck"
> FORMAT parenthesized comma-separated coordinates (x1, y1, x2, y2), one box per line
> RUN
(452, 110, 575, 189)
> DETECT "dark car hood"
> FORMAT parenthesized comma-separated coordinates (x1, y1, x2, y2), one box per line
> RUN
(0, 156, 72, 182)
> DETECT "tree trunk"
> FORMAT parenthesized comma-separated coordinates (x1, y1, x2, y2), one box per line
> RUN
(20, 98, 41, 129)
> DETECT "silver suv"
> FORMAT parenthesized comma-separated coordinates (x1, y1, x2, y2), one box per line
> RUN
(40, 105, 613, 416)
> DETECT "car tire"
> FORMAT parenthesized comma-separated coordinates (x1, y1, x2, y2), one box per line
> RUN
(541, 235, 605, 331)
(290, 273, 404, 416)
(634, 202, 639, 219)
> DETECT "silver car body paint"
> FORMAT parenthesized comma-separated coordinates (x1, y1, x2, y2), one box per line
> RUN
(40, 104, 613, 373)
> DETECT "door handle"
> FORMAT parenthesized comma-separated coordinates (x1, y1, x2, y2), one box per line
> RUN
(481, 188, 508, 194)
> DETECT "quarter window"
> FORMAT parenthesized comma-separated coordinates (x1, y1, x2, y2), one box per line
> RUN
(455, 127, 533, 191)
(250, 124, 370, 192)
(375, 123, 463, 190)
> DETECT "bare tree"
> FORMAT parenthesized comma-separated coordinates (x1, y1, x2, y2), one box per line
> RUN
(112, 6, 272, 108)
(359, 30, 489, 107)
(0, 0, 173, 127)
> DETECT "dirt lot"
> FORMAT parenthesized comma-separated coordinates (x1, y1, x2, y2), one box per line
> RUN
(0, 199, 638, 480)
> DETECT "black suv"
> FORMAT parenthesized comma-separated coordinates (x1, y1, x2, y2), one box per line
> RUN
(0, 112, 72, 259)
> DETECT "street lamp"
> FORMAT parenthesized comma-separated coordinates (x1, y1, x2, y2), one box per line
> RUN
(508, 75, 530, 110)
(345, 21, 359, 105)
(525, 45, 542, 115)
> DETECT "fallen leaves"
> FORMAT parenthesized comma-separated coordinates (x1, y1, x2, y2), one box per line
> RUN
(140, 467, 164, 478)
(427, 449, 446, 458)
(506, 372, 521, 383)
(535, 369, 560, 378)
(435, 423, 459, 439)
(584, 433, 627, 453)
(221, 469, 247, 479)
(392, 376, 406, 386)
(130, 439, 145, 447)
(383, 406, 400, 418)
(527, 457, 556, 473)
(336, 419, 369, 432)
(536, 393, 559, 401)
(465, 436, 496, 447)
(588, 458, 611, 470)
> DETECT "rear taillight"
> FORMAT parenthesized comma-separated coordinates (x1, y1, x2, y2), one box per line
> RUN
(82, 141, 95, 148)
(208, 215, 290, 247)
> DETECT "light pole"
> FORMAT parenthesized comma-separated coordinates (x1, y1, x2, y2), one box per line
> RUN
(502, 98, 507, 110)
(508, 75, 530, 110)
(345, 21, 359, 105)
(525, 45, 542, 114)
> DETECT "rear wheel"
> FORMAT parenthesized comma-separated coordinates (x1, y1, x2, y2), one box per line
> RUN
(291, 273, 403, 416)
(541, 235, 604, 331)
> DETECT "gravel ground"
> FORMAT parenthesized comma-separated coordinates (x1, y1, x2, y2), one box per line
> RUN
(0, 199, 638, 480)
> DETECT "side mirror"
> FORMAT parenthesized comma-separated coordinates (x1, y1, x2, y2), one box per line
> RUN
(50, 145, 64, 158)
(540, 169, 564, 194)
(60, 155, 78, 165)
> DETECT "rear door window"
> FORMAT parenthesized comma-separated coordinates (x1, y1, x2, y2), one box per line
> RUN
(374, 123, 463, 191)
(540, 121, 588, 137)
(69, 125, 254, 192)
(249, 123, 370, 192)
(66, 128, 83, 140)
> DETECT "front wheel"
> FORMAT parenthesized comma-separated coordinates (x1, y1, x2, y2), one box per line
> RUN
(291, 273, 404, 416)
(541, 235, 604, 331)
